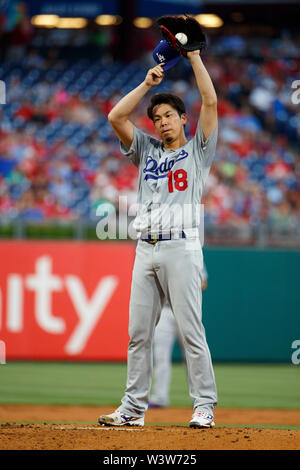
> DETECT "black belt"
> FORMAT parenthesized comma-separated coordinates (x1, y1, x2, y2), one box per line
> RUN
(140, 231, 186, 245)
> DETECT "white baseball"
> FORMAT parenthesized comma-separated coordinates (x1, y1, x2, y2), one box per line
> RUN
(175, 32, 188, 45)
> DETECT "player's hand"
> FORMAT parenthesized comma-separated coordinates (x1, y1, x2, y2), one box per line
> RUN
(144, 64, 165, 88)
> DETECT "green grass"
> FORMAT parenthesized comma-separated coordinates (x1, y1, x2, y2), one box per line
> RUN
(0, 362, 299, 409)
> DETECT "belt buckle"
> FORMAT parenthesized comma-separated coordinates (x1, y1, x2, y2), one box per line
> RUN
(148, 235, 157, 245)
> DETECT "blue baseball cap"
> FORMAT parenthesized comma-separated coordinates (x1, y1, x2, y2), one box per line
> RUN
(152, 40, 182, 71)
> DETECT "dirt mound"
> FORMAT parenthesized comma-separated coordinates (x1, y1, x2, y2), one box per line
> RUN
(0, 405, 299, 450)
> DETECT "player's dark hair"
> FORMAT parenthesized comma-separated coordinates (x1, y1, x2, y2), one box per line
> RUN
(147, 93, 186, 121)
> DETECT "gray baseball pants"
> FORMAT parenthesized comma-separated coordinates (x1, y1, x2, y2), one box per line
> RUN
(117, 238, 217, 417)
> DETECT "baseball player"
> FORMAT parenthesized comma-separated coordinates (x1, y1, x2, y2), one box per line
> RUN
(98, 35, 218, 428)
(149, 263, 208, 409)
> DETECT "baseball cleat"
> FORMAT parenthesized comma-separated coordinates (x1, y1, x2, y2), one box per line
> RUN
(98, 410, 144, 427)
(189, 411, 215, 428)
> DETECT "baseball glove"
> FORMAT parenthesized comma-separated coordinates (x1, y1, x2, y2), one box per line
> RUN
(156, 15, 206, 57)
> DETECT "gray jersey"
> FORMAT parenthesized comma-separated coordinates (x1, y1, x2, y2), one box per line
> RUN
(120, 121, 218, 234)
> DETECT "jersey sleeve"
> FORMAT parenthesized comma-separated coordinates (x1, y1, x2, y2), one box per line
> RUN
(192, 120, 218, 170)
(120, 126, 151, 168)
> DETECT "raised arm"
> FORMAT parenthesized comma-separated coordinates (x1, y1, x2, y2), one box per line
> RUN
(108, 64, 165, 149)
(187, 51, 218, 142)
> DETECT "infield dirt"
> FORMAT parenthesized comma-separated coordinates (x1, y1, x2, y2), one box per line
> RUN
(0, 405, 299, 450)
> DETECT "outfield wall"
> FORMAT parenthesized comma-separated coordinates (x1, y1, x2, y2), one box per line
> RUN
(0, 241, 298, 362)
(201, 247, 300, 362)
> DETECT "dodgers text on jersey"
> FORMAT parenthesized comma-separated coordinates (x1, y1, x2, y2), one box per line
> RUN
(143, 150, 188, 181)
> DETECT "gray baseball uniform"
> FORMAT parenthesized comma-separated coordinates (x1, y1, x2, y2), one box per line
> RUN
(117, 120, 218, 418)
(150, 263, 208, 408)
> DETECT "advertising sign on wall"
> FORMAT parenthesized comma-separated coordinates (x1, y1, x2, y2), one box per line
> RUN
(0, 241, 135, 360)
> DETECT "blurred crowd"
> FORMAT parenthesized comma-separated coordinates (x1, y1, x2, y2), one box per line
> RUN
(0, 22, 299, 243)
